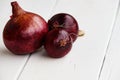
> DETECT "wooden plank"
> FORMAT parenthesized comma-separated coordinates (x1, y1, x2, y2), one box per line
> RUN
(99, 3, 120, 80)
(18, 0, 119, 80)
(0, 0, 56, 80)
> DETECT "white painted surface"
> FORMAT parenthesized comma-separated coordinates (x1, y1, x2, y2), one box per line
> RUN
(99, 3, 120, 80)
(17, 0, 119, 80)
(0, 0, 56, 80)
(0, 0, 120, 80)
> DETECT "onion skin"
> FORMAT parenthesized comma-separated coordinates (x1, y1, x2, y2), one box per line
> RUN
(3, 1, 48, 54)
(44, 28, 72, 58)
(48, 13, 79, 42)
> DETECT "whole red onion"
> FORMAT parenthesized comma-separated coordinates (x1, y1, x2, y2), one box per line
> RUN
(44, 28, 72, 58)
(48, 13, 79, 42)
(3, 1, 48, 54)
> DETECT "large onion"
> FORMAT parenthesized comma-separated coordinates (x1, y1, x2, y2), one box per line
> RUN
(3, 1, 48, 54)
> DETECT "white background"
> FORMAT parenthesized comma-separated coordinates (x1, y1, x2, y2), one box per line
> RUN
(0, 0, 120, 80)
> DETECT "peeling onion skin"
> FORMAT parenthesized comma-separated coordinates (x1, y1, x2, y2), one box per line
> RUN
(44, 28, 72, 58)
(48, 13, 79, 42)
(3, 1, 48, 54)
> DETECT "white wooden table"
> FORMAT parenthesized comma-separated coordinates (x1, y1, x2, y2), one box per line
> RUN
(0, 0, 120, 80)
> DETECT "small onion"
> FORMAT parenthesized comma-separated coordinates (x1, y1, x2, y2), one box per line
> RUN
(44, 28, 72, 58)
(48, 13, 79, 42)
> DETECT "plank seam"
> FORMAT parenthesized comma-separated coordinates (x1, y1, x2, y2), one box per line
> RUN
(106, 1, 120, 80)
(48, 0, 59, 19)
(98, 0, 120, 80)
(16, 54, 32, 80)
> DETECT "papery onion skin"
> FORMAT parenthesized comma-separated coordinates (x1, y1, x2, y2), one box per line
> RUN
(44, 28, 72, 58)
(3, 1, 48, 54)
(48, 13, 79, 42)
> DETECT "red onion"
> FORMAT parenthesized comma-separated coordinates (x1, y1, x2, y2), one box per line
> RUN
(44, 28, 72, 58)
(3, 1, 48, 54)
(48, 13, 79, 42)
